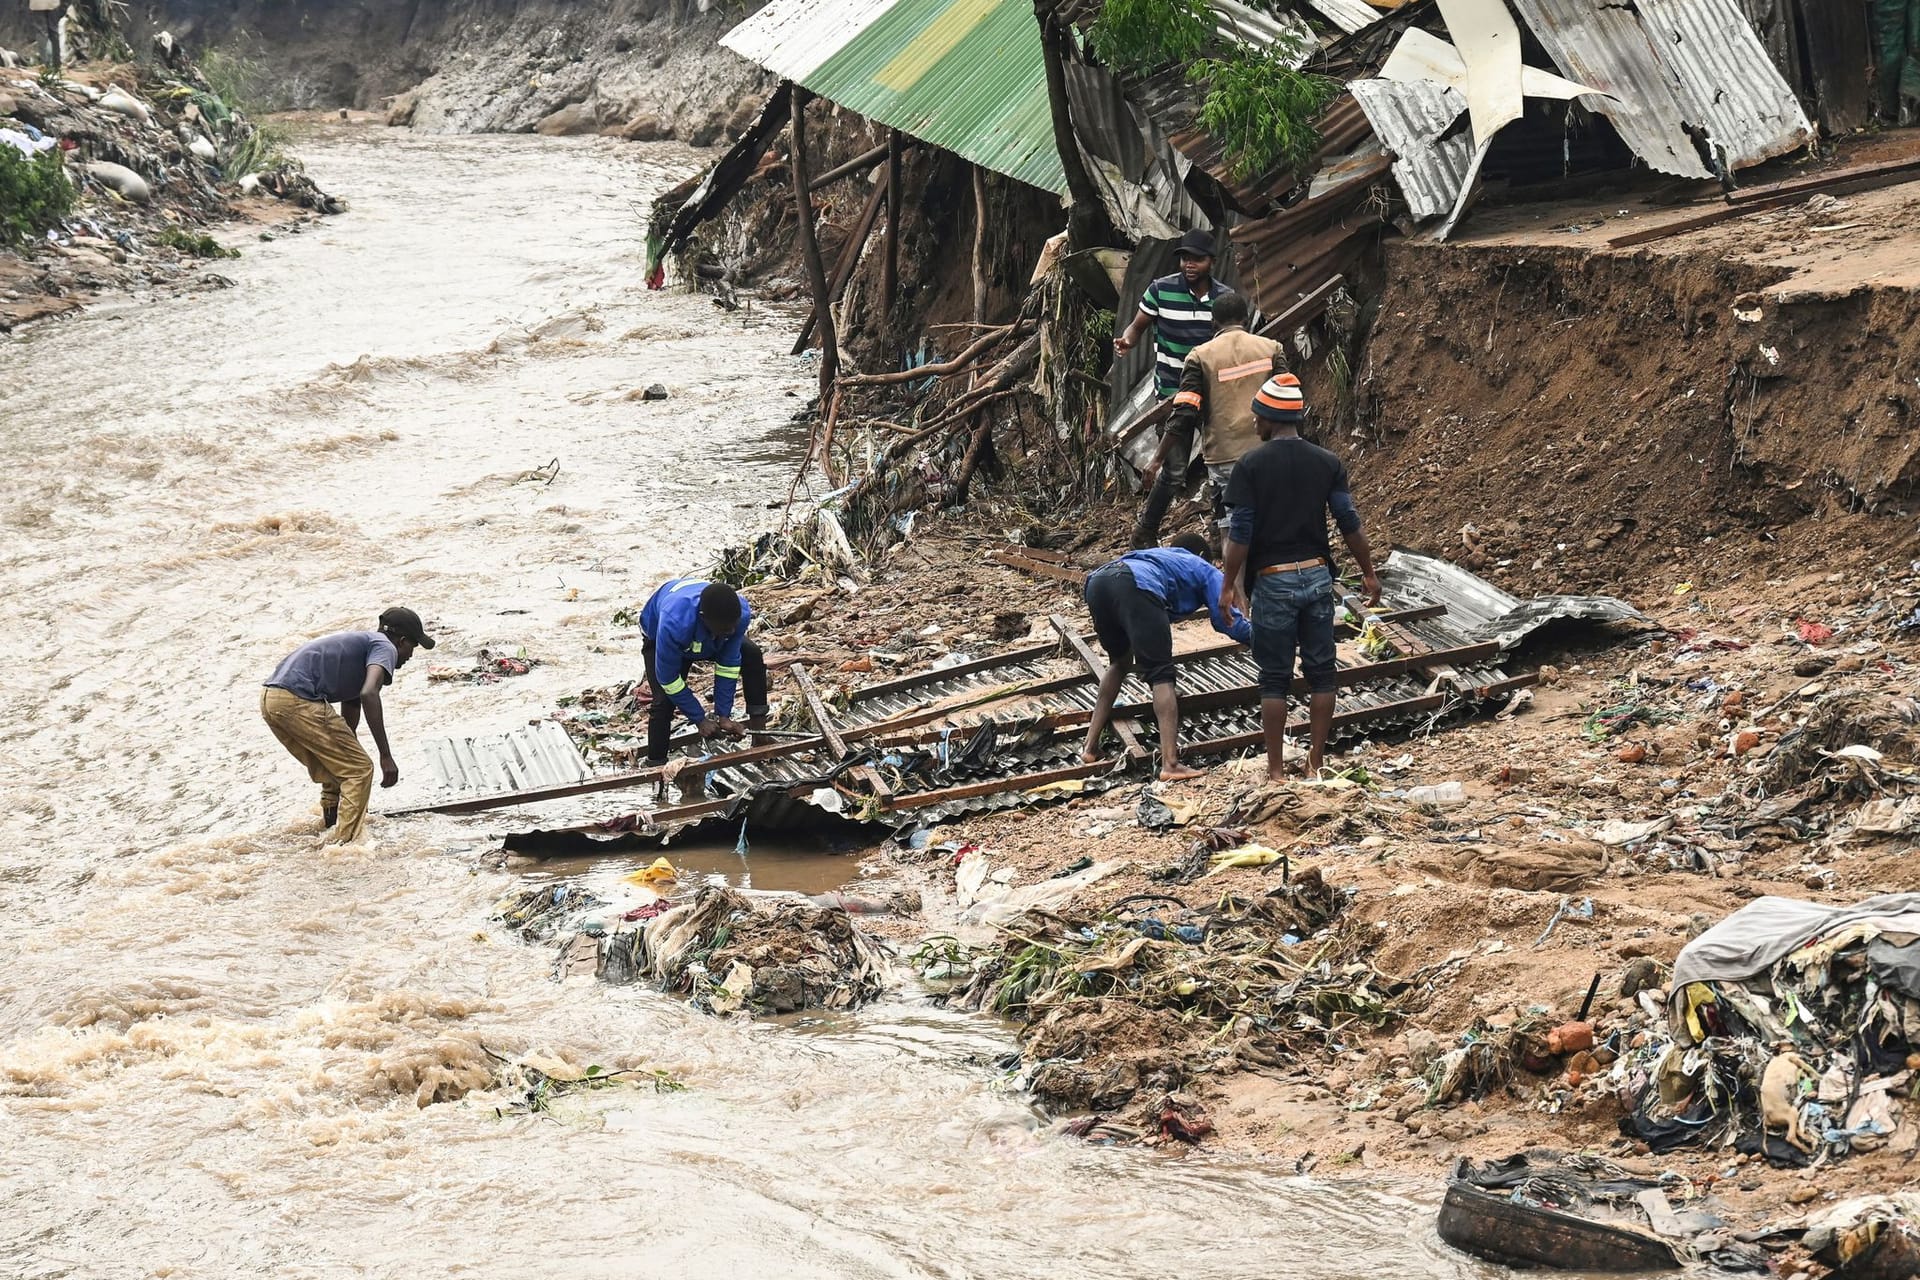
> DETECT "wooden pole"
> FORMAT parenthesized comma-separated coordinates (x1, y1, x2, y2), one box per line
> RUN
(806, 142, 890, 192)
(882, 130, 902, 316)
(1033, 0, 1119, 250)
(971, 164, 989, 327)
(792, 171, 889, 353)
(787, 85, 838, 402)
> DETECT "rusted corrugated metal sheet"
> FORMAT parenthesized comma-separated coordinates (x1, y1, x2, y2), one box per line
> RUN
(722, 0, 1067, 192)
(1634, 0, 1814, 164)
(1507, 0, 1811, 178)
(1350, 76, 1472, 221)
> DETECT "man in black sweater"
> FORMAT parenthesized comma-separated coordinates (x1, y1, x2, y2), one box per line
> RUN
(1219, 374, 1379, 780)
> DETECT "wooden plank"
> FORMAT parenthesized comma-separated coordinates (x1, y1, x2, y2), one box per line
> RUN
(995, 543, 1074, 565)
(1726, 153, 1920, 204)
(791, 664, 849, 757)
(1050, 613, 1148, 761)
(846, 638, 1060, 704)
(1182, 691, 1450, 757)
(1609, 158, 1920, 250)
(806, 142, 889, 192)
(991, 548, 1088, 585)
(882, 759, 1112, 811)
(795, 662, 893, 799)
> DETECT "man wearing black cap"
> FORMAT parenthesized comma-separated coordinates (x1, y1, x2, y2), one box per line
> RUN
(260, 607, 433, 844)
(638, 577, 769, 766)
(1113, 228, 1234, 405)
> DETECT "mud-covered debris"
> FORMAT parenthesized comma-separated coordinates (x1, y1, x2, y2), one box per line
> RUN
(1612, 892, 1920, 1168)
(592, 886, 894, 1014)
(935, 867, 1414, 1109)
(492, 883, 605, 943)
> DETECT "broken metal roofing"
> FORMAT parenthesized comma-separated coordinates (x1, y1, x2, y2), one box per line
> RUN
(1505, 0, 1812, 179)
(1381, 549, 1643, 651)
(424, 720, 592, 796)
(1302, 0, 1385, 35)
(455, 553, 1644, 848)
(1350, 76, 1471, 222)
(721, 0, 1066, 192)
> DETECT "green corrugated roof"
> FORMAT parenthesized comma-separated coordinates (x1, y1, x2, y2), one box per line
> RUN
(727, 0, 1068, 193)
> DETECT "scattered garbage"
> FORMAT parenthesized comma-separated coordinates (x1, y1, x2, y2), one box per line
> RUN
(1613, 893, 1920, 1167)
(2, 30, 342, 327)
(427, 648, 540, 683)
(1803, 1193, 1920, 1279)
(1405, 781, 1468, 809)
(593, 886, 894, 1013)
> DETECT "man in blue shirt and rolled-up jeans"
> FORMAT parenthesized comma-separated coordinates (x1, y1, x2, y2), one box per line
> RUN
(1080, 532, 1252, 781)
(1220, 374, 1379, 781)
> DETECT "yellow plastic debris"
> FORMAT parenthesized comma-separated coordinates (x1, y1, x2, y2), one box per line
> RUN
(624, 856, 680, 887)
(1200, 844, 1283, 879)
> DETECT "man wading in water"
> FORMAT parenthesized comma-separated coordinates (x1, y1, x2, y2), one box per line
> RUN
(1079, 532, 1252, 781)
(1219, 375, 1379, 780)
(260, 607, 433, 844)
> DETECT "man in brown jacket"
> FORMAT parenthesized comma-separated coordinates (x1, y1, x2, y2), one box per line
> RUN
(1132, 291, 1286, 548)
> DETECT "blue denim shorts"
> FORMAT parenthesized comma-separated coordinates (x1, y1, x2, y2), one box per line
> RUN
(1251, 565, 1337, 697)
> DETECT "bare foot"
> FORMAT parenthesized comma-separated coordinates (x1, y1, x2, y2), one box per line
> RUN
(1159, 762, 1204, 782)
(1081, 749, 1106, 766)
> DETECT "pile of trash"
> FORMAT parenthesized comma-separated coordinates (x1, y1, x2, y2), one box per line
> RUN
(919, 859, 1426, 1109)
(427, 648, 540, 684)
(1733, 693, 1920, 844)
(1617, 893, 1920, 1167)
(496, 871, 896, 1015)
(596, 886, 894, 1014)
(1, 33, 340, 320)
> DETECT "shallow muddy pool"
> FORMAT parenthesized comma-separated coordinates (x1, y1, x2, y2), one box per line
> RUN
(0, 126, 1511, 1278)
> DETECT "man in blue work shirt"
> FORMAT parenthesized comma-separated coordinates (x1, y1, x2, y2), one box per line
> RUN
(1079, 532, 1253, 782)
(639, 579, 769, 766)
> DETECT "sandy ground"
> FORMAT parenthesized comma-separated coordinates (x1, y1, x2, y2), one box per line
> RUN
(656, 489, 1920, 1272)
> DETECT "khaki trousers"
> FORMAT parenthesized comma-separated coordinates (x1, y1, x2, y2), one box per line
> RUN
(260, 687, 374, 844)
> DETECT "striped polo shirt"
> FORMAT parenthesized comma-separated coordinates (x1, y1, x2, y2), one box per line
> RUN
(1138, 273, 1233, 398)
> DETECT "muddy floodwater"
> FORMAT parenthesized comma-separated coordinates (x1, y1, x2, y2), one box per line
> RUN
(0, 128, 1497, 1278)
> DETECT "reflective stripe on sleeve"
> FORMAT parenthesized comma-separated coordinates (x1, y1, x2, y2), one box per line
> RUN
(713, 665, 741, 679)
(661, 677, 687, 695)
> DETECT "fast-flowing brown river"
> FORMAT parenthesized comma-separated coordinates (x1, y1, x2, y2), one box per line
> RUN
(0, 127, 1496, 1278)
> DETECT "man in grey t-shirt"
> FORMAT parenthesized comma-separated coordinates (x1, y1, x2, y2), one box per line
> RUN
(261, 607, 434, 844)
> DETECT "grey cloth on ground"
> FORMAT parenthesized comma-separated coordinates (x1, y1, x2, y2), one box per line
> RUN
(264, 631, 398, 704)
(1868, 937, 1920, 1000)
(1671, 893, 1920, 989)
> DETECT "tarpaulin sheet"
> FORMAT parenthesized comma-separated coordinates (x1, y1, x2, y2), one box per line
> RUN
(1672, 892, 1920, 990)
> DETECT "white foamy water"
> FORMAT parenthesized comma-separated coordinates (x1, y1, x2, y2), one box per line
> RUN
(0, 127, 1496, 1279)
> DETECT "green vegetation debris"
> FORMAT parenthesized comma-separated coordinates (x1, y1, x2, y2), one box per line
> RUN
(1087, 0, 1212, 80)
(0, 148, 75, 248)
(156, 225, 240, 258)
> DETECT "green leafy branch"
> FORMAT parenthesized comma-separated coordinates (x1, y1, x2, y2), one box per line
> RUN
(1197, 44, 1340, 182)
